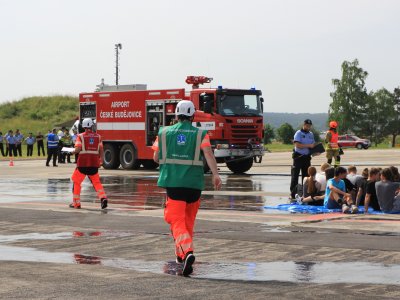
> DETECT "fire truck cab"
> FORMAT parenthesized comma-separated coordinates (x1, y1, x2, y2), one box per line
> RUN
(78, 77, 265, 174)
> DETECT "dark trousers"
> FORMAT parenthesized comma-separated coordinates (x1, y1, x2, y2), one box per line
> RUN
(16, 144, 22, 156)
(0, 143, 4, 156)
(46, 148, 58, 166)
(290, 155, 311, 199)
(8, 144, 17, 157)
(27, 144, 33, 156)
(37, 141, 45, 156)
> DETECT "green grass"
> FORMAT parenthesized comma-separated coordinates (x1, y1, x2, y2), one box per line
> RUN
(264, 141, 399, 153)
(0, 95, 78, 135)
(264, 142, 293, 152)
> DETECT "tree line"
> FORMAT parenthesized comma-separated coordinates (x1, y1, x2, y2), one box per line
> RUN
(329, 59, 400, 147)
(264, 59, 400, 147)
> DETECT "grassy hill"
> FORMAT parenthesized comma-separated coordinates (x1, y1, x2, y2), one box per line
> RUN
(0, 95, 78, 135)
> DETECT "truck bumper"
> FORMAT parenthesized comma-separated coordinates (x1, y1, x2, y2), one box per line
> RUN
(214, 148, 264, 158)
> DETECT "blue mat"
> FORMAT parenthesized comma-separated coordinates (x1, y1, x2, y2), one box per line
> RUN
(263, 204, 383, 214)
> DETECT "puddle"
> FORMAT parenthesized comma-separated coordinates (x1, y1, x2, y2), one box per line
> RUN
(0, 231, 136, 243)
(0, 244, 398, 285)
(0, 232, 398, 285)
(0, 175, 289, 212)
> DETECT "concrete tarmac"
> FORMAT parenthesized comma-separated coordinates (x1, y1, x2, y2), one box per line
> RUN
(0, 149, 399, 299)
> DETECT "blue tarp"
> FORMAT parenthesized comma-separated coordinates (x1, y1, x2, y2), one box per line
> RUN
(263, 204, 384, 214)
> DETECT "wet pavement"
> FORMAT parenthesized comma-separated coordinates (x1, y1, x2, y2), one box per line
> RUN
(1, 174, 288, 211)
(0, 155, 400, 299)
(0, 232, 399, 285)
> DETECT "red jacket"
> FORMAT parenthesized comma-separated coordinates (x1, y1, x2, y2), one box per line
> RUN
(75, 131, 102, 167)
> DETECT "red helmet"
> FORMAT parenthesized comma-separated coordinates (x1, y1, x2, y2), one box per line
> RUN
(329, 121, 338, 128)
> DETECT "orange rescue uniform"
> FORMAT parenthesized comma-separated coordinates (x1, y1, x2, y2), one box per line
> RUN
(71, 131, 107, 208)
(152, 134, 211, 260)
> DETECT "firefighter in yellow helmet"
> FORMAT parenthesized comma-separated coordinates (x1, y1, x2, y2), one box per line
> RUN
(325, 121, 341, 167)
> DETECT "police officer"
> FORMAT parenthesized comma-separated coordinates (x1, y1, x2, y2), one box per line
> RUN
(14, 129, 24, 157)
(290, 119, 315, 200)
(25, 133, 35, 156)
(6, 130, 17, 158)
(70, 118, 108, 209)
(325, 121, 341, 167)
(152, 100, 222, 276)
(46, 129, 59, 167)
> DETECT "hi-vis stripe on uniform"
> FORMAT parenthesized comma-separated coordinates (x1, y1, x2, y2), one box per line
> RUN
(79, 134, 100, 155)
(159, 129, 204, 166)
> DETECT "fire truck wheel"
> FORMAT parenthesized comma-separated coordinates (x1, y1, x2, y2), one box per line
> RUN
(120, 144, 139, 169)
(142, 160, 159, 170)
(103, 144, 120, 169)
(226, 157, 253, 174)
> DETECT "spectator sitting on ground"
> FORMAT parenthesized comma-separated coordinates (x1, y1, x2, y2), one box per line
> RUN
(295, 166, 325, 205)
(375, 168, 400, 213)
(355, 168, 369, 206)
(347, 165, 363, 185)
(363, 168, 381, 213)
(389, 166, 400, 182)
(315, 163, 331, 192)
(325, 166, 335, 181)
(324, 167, 359, 214)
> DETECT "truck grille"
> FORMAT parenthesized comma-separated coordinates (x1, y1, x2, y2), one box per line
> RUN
(231, 125, 259, 143)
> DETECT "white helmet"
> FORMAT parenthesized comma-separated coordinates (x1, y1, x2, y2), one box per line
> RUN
(175, 100, 195, 116)
(82, 118, 94, 128)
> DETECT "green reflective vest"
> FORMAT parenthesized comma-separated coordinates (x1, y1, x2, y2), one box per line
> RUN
(157, 121, 207, 190)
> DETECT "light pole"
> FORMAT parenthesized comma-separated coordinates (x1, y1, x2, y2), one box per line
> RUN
(115, 43, 122, 86)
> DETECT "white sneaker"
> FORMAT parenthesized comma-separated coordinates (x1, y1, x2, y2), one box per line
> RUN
(342, 204, 350, 213)
(295, 194, 303, 205)
(350, 205, 359, 214)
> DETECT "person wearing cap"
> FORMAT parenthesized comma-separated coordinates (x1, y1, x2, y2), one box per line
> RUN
(6, 130, 17, 158)
(70, 118, 108, 210)
(290, 119, 316, 200)
(325, 121, 341, 167)
(14, 129, 24, 157)
(152, 100, 222, 276)
(24, 133, 36, 156)
(46, 129, 59, 167)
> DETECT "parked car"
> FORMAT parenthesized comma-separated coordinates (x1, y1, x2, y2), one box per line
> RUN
(338, 134, 371, 149)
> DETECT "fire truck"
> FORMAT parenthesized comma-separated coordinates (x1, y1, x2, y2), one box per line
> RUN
(78, 76, 265, 174)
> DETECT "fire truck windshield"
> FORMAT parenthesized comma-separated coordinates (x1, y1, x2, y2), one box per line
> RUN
(218, 94, 262, 117)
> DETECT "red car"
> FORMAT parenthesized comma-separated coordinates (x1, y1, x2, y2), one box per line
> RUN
(338, 134, 371, 149)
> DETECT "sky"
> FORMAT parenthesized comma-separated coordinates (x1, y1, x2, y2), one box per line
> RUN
(0, 0, 399, 113)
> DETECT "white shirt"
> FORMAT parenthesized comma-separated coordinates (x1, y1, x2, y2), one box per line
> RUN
(315, 172, 327, 191)
(347, 173, 362, 185)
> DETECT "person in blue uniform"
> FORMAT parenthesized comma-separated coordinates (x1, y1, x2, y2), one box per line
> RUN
(290, 119, 315, 200)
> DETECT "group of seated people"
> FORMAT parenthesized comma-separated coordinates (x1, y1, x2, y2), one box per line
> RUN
(294, 164, 400, 214)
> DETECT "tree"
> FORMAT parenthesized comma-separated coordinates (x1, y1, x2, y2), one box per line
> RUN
(371, 88, 397, 146)
(311, 128, 321, 143)
(329, 59, 369, 135)
(277, 123, 295, 144)
(390, 87, 400, 147)
(263, 123, 275, 144)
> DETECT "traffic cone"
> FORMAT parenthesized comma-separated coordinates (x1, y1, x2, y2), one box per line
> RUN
(9, 157, 14, 166)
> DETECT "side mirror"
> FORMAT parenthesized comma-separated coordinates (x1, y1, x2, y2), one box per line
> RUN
(260, 97, 264, 112)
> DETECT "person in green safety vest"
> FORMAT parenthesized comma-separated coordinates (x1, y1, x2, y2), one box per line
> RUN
(152, 100, 222, 276)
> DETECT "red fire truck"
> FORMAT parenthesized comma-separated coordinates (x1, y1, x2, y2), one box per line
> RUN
(78, 76, 265, 174)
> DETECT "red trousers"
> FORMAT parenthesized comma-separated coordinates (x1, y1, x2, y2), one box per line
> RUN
(71, 169, 107, 206)
(164, 197, 200, 260)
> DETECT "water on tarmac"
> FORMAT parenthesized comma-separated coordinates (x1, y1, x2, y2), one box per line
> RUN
(0, 232, 399, 285)
(1, 175, 289, 211)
